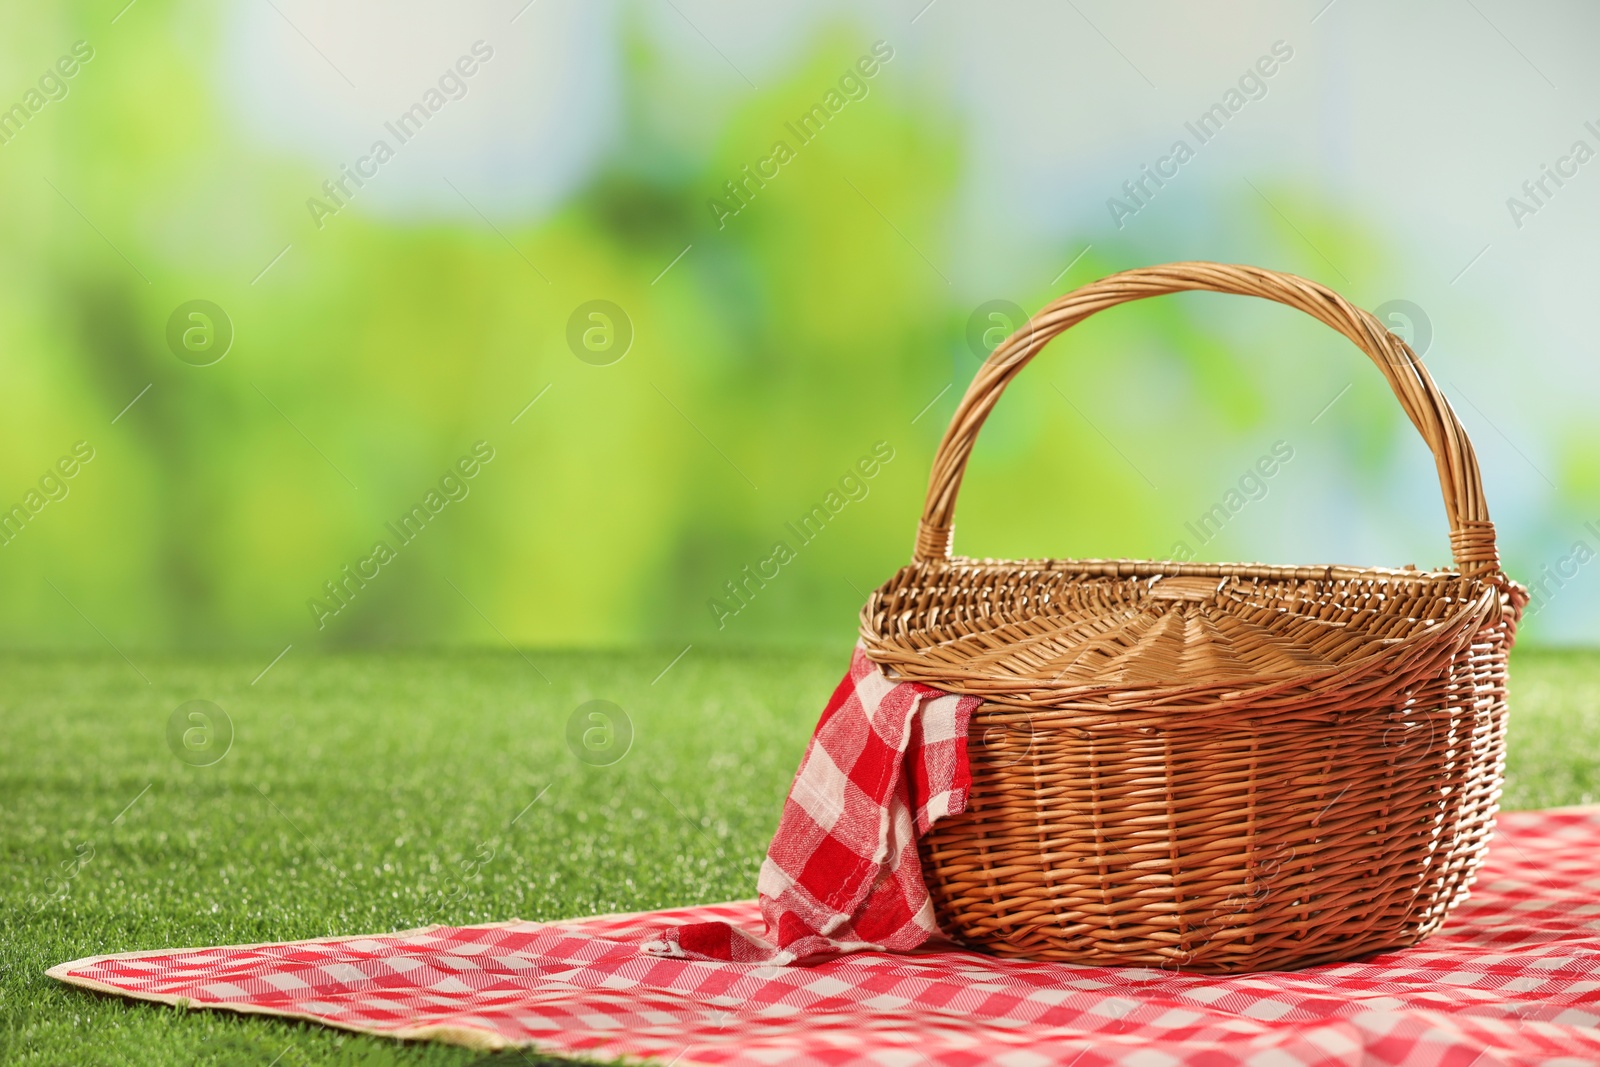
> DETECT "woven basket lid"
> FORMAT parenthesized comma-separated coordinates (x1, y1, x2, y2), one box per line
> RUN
(861, 557, 1499, 710)
(862, 264, 1525, 711)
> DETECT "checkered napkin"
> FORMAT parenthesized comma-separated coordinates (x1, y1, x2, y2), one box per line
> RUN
(47, 808, 1600, 1066)
(643, 643, 981, 964)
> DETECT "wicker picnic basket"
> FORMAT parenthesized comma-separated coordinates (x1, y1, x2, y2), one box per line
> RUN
(862, 262, 1526, 974)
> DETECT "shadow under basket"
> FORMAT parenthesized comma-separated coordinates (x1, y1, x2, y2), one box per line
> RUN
(861, 263, 1526, 974)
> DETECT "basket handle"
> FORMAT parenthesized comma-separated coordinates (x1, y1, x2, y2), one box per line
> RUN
(916, 261, 1503, 578)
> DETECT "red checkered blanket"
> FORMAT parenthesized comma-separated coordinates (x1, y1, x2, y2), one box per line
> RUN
(47, 807, 1600, 1066)
(643, 643, 980, 964)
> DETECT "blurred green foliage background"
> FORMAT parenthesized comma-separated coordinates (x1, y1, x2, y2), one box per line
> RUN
(1, 1, 1594, 654)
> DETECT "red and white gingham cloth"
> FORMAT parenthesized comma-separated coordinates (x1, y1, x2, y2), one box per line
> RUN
(643, 643, 980, 964)
(48, 806, 1600, 1066)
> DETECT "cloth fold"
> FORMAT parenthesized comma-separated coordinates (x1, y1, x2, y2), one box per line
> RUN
(643, 643, 980, 964)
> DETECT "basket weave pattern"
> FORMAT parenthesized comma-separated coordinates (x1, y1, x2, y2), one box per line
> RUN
(862, 263, 1525, 973)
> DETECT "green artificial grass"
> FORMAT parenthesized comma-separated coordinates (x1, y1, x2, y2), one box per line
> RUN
(3, 645, 1598, 1065)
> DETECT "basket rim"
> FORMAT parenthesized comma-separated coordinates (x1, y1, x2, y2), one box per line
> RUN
(875, 553, 1508, 586)
(859, 554, 1518, 713)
